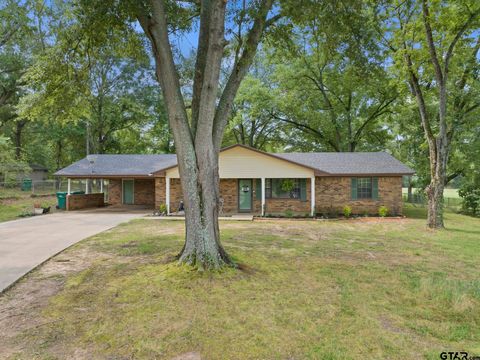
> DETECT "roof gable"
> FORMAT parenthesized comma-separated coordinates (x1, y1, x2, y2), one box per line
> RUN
(164, 144, 316, 178)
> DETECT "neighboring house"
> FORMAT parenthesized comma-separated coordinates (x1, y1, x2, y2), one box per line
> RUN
(28, 164, 49, 181)
(54, 144, 414, 215)
(15, 164, 49, 182)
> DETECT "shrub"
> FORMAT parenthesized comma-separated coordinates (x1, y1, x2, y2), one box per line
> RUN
(458, 184, 480, 215)
(158, 203, 168, 215)
(284, 209, 294, 218)
(343, 205, 352, 218)
(378, 206, 389, 217)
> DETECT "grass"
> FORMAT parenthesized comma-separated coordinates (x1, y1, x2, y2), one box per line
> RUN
(3, 204, 480, 359)
(0, 189, 57, 222)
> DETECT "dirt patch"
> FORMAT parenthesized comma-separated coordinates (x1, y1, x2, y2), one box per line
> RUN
(171, 352, 202, 360)
(0, 247, 109, 359)
(378, 315, 410, 335)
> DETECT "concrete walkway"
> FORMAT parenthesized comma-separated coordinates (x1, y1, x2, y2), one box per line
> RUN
(0, 211, 146, 293)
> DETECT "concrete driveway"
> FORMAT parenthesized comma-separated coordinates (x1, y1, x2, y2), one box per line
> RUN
(0, 211, 147, 293)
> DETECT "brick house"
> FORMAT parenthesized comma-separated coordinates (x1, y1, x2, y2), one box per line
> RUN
(55, 144, 414, 215)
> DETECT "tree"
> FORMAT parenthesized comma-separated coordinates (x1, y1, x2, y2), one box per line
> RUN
(0, 1, 30, 159)
(0, 136, 30, 184)
(135, 0, 279, 268)
(264, 1, 396, 152)
(72, 0, 280, 268)
(224, 74, 282, 150)
(383, 0, 480, 228)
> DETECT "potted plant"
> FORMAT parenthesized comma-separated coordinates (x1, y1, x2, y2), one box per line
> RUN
(153, 203, 168, 216)
(41, 202, 51, 214)
(33, 202, 44, 215)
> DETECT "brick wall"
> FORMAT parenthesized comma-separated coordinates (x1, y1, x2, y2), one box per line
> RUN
(107, 178, 154, 207)
(134, 179, 155, 206)
(315, 176, 403, 216)
(108, 179, 122, 205)
(152, 176, 402, 216)
(256, 178, 311, 216)
(157, 178, 311, 215)
(155, 178, 166, 208)
(67, 193, 104, 210)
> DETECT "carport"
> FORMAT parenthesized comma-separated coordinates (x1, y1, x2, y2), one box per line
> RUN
(54, 154, 174, 211)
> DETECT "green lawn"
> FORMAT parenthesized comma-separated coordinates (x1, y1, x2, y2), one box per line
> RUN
(0, 189, 57, 222)
(2, 205, 480, 359)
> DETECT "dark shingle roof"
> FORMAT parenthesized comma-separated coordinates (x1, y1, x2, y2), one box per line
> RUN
(55, 146, 414, 177)
(30, 163, 48, 171)
(274, 152, 414, 175)
(54, 154, 177, 176)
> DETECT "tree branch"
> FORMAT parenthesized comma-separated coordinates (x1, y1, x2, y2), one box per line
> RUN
(270, 111, 340, 151)
(422, 0, 443, 85)
(212, 0, 275, 151)
(444, 6, 480, 74)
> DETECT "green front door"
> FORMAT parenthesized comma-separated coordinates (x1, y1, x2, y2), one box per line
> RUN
(123, 180, 134, 204)
(238, 179, 252, 212)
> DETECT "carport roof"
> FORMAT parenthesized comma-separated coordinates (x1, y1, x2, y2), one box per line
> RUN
(54, 154, 177, 177)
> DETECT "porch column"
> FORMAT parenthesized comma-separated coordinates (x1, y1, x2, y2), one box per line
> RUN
(166, 177, 170, 215)
(67, 178, 71, 195)
(311, 176, 315, 217)
(261, 177, 265, 216)
(100, 178, 103, 193)
(85, 179, 89, 194)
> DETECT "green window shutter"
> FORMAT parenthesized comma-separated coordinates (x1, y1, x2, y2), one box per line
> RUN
(351, 178, 358, 200)
(372, 177, 379, 200)
(256, 179, 262, 200)
(300, 179, 307, 201)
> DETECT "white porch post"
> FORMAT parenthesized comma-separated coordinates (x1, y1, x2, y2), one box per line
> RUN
(67, 178, 71, 195)
(311, 176, 315, 217)
(166, 177, 170, 215)
(85, 179, 89, 194)
(100, 178, 103, 193)
(261, 177, 265, 216)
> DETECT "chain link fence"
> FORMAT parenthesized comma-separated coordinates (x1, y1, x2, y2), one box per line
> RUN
(403, 192, 462, 209)
(0, 179, 108, 198)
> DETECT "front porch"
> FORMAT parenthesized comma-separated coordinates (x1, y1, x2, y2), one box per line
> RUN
(155, 177, 316, 217)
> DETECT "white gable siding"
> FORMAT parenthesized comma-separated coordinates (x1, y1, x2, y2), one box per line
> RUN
(165, 146, 314, 178)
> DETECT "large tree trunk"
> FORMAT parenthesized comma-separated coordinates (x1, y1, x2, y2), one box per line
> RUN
(426, 177, 444, 228)
(407, 176, 413, 203)
(177, 151, 230, 267)
(13, 120, 26, 159)
(137, 0, 274, 268)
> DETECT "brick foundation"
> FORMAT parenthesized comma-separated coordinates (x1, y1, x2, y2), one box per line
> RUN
(67, 193, 104, 210)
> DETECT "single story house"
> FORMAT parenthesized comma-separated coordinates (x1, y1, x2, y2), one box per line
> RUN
(54, 144, 414, 215)
(15, 163, 49, 182)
